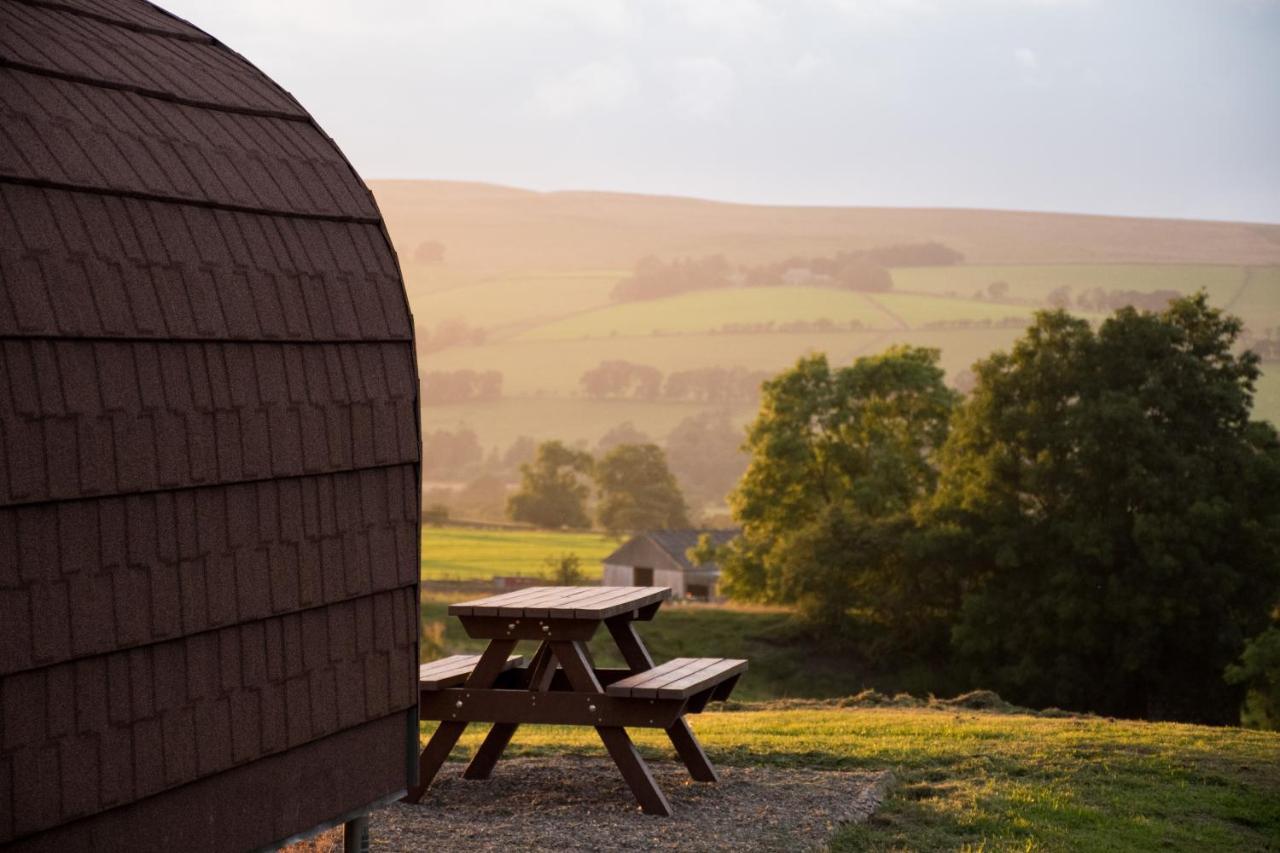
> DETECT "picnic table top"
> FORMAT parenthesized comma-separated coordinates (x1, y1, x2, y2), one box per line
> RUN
(449, 586, 672, 620)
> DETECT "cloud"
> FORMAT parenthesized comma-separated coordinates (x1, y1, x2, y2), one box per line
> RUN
(525, 60, 638, 119)
(666, 57, 737, 119)
(663, 0, 776, 38)
(1014, 47, 1039, 70)
(789, 51, 826, 78)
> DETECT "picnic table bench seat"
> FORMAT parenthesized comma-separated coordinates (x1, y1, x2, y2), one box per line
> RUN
(419, 653, 524, 690)
(606, 657, 747, 700)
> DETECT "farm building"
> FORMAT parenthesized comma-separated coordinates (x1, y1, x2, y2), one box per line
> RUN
(601, 530, 739, 599)
(0, 1, 420, 851)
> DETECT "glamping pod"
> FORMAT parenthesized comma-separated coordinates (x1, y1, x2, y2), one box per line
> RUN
(0, 0, 421, 849)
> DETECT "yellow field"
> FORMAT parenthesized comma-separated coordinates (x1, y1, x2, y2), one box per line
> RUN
(421, 526, 617, 582)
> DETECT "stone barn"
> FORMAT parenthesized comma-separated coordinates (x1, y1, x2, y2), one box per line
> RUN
(601, 530, 738, 600)
(0, 1, 420, 850)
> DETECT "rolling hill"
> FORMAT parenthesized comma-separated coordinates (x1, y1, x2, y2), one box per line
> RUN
(368, 180, 1280, 495)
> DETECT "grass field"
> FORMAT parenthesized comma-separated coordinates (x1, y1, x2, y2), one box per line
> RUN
(426, 327, 1023, 395)
(423, 707, 1280, 851)
(422, 270, 624, 329)
(416, 527, 1280, 848)
(514, 286, 1042, 341)
(421, 526, 618, 582)
(394, 179, 1280, 456)
(423, 397, 731, 449)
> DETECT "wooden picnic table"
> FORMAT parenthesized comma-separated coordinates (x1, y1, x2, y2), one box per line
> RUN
(404, 586, 747, 816)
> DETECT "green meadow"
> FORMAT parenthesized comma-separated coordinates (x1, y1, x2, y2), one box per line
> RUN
(423, 707, 1280, 851)
(421, 526, 617, 582)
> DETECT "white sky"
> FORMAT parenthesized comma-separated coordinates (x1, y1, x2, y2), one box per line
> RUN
(162, 0, 1280, 223)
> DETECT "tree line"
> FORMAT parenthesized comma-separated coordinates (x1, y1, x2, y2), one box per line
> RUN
(610, 242, 962, 302)
(694, 293, 1279, 727)
(423, 410, 747, 520)
(506, 441, 689, 535)
(421, 369, 503, 404)
(580, 359, 770, 404)
(419, 318, 487, 354)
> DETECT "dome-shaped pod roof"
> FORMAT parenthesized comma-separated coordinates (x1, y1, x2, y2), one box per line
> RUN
(0, 2, 420, 850)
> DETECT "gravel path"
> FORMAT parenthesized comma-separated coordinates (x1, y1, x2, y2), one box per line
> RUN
(368, 757, 892, 852)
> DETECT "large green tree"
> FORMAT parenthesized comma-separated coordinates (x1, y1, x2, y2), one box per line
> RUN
(506, 440, 594, 529)
(934, 294, 1280, 722)
(594, 443, 690, 535)
(715, 347, 959, 635)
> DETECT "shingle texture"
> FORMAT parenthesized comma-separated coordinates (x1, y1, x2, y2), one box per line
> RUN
(0, 1, 420, 849)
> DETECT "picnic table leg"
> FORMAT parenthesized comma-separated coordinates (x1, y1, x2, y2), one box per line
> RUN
(403, 639, 518, 803)
(666, 718, 718, 782)
(463, 643, 557, 780)
(551, 640, 673, 817)
(605, 616, 718, 783)
(606, 617, 654, 671)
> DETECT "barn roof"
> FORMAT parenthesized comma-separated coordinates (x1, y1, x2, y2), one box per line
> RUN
(604, 529, 740, 573)
(0, 1, 420, 850)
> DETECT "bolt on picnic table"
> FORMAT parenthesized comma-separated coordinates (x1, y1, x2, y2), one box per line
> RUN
(405, 586, 747, 816)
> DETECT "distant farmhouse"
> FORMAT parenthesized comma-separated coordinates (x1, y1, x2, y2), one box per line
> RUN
(602, 530, 739, 600)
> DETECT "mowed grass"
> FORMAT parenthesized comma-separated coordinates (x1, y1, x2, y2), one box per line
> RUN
(422, 270, 624, 328)
(421, 526, 618, 582)
(890, 263, 1258, 302)
(422, 708, 1280, 851)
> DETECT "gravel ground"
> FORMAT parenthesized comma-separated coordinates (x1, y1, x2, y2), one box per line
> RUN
(368, 757, 893, 852)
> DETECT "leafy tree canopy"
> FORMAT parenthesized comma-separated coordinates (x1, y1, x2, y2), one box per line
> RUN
(594, 443, 690, 535)
(506, 440, 594, 529)
(934, 294, 1280, 722)
(718, 346, 959, 632)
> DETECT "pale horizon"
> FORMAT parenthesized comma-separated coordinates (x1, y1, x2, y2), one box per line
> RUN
(159, 0, 1280, 225)
(369, 176, 1280, 227)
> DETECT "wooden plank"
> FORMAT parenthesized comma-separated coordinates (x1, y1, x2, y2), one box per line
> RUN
(543, 587, 632, 618)
(653, 659, 747, 699)
(456, 586, 671, 620)
(457, 615, 600, 642)
(607, 658, 707, 697)
(589, 587, 671, 620)
(417, 654, 474, 677)
(419, 654, 524, 690)
(419, 688, 686, 729)
(459, 587, 558, 617)
(520, 586, 607, 617)
(449, 588, 543, 617)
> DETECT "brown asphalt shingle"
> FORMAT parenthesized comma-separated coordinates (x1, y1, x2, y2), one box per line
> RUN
(0, 0, 421, 849)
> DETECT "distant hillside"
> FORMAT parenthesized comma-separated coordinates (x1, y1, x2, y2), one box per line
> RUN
(368, 179, 1280, 505)
(370, 179, 1280, 277)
